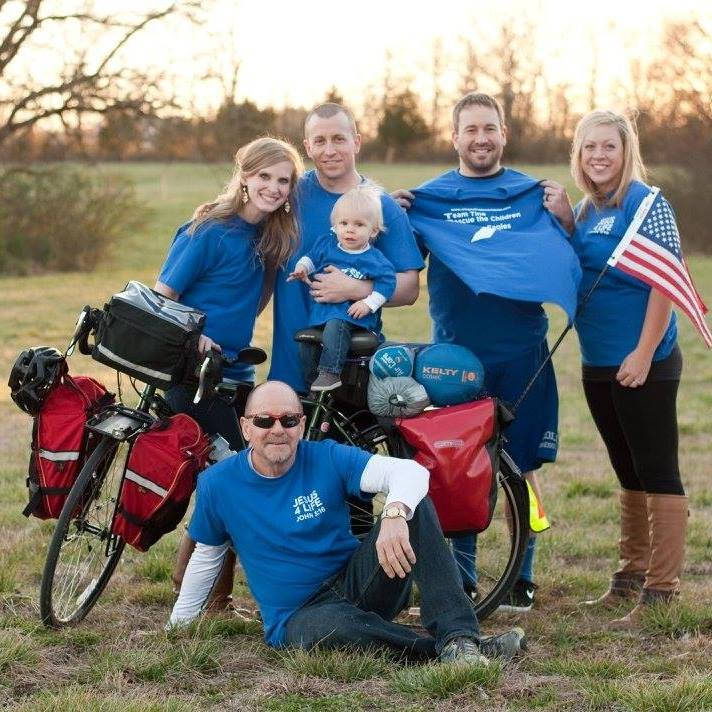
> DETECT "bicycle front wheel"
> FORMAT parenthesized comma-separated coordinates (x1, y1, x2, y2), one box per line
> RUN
(39, 435, 127, 628)
(464, 452, 529, 621)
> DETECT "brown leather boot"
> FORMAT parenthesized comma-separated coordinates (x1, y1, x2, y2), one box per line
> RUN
(582, 488, 649, 608)
(609, 493, 688, 630)
(172, 531, 235, 613)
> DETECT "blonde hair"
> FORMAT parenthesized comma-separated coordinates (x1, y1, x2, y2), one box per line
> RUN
(190, 137, 304, 270)
(330, 184, 385, 239)
(571, 110, 647, 220)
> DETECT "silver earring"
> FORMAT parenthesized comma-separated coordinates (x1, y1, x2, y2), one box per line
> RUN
(284, 200, 291, 214)
(241, 185, 249, 204)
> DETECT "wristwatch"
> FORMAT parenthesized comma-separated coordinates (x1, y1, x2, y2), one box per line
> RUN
(381, 505, 408, 521)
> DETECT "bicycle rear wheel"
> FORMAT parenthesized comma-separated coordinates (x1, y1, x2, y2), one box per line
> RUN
(462, 453, 529, 620)
(299, 404, 529, 622)
(348, 432, 529, 622)
(40, 435, 127, 628)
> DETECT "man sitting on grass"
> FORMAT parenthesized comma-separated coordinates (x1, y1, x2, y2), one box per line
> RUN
(168, 381, 525, 664)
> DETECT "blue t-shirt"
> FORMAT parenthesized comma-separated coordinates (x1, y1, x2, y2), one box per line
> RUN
(269, 170, 425, 391)
(188, 440, 372, 647)
(428, 254, 547, 365)
(305, 235, 396, 332)
(413, 169, 550, 365)
(572, 180, 677, 367)
(158, 216, 263, 381)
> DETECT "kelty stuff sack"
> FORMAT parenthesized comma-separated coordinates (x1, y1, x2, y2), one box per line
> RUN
(369, 344, 416, 379)
(111, 414, 211, 551)
(413, 343, 485, 406)
(24, 374, 114, 519)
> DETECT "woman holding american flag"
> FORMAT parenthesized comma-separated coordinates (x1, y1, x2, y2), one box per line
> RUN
(571, 111, 688, 629)
(547, 109, 699, 630)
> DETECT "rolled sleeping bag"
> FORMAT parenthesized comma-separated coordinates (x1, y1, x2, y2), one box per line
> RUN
(413, 343, 485, 406)
(367, 375, 430, 418)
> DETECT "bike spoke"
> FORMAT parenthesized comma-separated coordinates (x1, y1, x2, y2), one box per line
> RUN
(45, 440, 128, 624)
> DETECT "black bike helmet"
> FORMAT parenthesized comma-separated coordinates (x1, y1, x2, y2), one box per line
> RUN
(8, 346, 67, 416)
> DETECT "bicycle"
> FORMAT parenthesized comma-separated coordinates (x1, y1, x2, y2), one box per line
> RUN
(39, 311, 528, 628)
(38, 309, 263, 628)
(293, 327, 530, 621)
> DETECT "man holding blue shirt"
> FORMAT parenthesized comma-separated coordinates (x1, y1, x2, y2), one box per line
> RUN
(268, 103, 424, 393)
(169, 381, 525, 663)
(394, 92, 577, 612)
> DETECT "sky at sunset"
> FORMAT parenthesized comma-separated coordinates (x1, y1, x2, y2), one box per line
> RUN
(11, 0, 710, 117)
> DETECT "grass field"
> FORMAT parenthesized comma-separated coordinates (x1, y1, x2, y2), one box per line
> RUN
(0, 163, 711, 711)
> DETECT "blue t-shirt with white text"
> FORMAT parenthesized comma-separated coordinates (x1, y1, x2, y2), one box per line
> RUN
(413, 169, 555, 364)
(572, 180, 677, 366)
(305, 235, 396, 332)
(188, 440, 372, 647)
(158, 216, 263, 381)
(269, 170, 424, 391)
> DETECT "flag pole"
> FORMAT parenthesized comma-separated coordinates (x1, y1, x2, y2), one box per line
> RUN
(512, 264, 610, 413)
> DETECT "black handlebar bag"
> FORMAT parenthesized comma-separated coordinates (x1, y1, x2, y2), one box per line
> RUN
(92, 281, 205, 388)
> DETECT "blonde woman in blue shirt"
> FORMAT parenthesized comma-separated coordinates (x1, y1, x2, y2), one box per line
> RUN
(547, 111, 687, 629)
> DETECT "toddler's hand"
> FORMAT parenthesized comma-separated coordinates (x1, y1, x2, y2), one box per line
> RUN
(348, 300, 371, 319)
(287, 267, 309, 283)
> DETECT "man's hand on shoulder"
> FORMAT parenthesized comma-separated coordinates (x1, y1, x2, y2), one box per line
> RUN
(376, 503, 416, 579)
(391, 189, 415, 211)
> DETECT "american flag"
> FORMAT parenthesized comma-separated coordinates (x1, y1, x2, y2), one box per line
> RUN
(608, 187, 712, 348)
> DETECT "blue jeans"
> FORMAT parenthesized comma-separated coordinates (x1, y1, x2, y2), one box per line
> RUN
(300, 319, 356, 383)
(284, 497, 480, 659)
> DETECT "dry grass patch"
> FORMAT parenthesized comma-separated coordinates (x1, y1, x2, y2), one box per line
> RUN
(390, 660, 502, 700)
(583, 674, 712, 712)
(640, 600, 712, 637)
(278, 647, 393, 682)
(12, 687, 198, 712)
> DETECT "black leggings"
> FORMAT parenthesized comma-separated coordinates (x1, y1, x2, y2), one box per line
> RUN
(582, 379, 685, 495)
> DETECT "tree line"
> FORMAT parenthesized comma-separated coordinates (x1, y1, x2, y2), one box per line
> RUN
(1, 3, 710, 252)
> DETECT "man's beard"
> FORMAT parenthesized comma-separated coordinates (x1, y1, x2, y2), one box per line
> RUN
(460, 144, 503, 176)
(263, 442, 294, 465)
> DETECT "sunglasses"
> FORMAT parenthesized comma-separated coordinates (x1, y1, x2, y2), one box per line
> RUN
(246, 413, 303, 429)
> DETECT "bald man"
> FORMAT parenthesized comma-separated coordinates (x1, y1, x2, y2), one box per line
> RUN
(169, 381, 525, 664)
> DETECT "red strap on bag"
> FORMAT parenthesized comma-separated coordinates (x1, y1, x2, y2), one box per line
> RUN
(396, 398, 499, 534)
(111, 413, 211, 551)
(25, 374, 113, 519)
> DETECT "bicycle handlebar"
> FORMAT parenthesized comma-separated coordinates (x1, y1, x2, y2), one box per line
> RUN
(192, 346, 266, 405)
(67, 303, 267, 404)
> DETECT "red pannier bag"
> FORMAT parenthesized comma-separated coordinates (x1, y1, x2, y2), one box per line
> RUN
(111, 414, 212, 551)
(395, 398, 500, 535)
(24, 375, 114, 519)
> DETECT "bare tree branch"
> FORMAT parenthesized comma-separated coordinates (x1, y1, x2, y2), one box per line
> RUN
(0, 0, 201, 146)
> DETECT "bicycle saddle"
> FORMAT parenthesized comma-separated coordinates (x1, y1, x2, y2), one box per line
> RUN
(293, 327, 380, 357)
